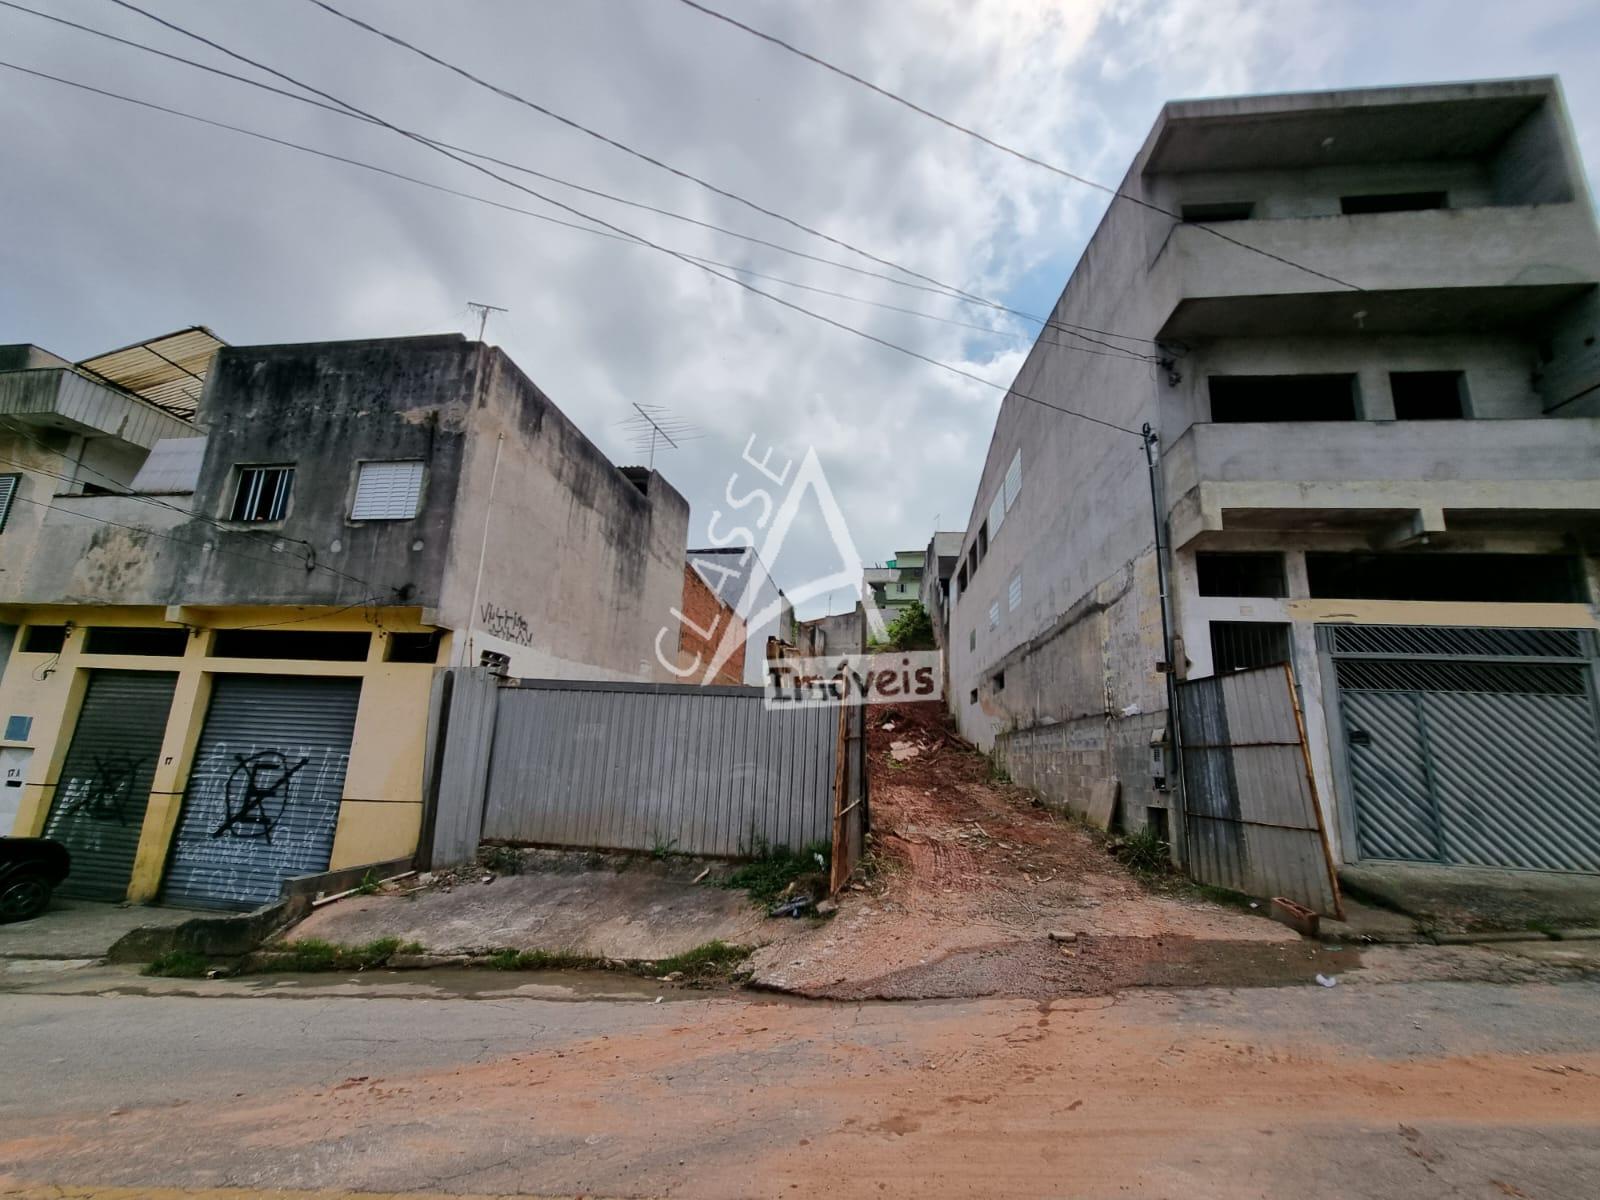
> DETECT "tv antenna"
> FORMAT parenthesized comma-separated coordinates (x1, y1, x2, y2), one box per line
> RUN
(466, 300, 508, 343)
(619, 402, 703, 468)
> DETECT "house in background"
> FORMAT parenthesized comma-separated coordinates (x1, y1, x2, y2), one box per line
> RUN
(684, 545, 794, 686)
(920, 531, 963, 648)
(0, 330, 688, 908)
(796, 607, 866, 657)
(677, 562, 746, 684)
(948, 77, 1600, 881)
(863, 549, 926, 620)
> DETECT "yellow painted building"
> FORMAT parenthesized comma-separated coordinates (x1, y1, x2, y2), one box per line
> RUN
(0, 330, 690, 907)
(0, 605, 444, 904)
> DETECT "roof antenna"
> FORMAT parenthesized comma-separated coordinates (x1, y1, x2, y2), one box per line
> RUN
(466, 300, 508, 344)
(619, 402, 702, 469)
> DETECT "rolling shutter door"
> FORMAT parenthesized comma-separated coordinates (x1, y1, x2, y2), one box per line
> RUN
(43, 670, 178, 901)
(162, 675, 361, 910)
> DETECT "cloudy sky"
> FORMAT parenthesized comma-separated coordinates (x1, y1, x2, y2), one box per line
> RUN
(3, 0, 1598, 616)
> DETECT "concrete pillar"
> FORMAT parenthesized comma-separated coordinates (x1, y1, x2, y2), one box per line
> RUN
(126, 633, 211, 904)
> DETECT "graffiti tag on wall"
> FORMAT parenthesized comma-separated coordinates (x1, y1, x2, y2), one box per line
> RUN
(211, 750, 310, 843)
(479, 602, 533, 646)
(57, 754, 144, 824)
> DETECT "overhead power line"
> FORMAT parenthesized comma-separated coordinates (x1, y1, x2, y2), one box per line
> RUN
(0, 416, 392, 594)
(670, 0, 1365, 294)
(0, 0, 1156, 356)
(298, 0, 1164, 352)
(0, 58, 1151, 371)
(96, 0, 1147, 437)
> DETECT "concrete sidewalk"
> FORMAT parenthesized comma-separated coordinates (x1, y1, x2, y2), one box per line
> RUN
(1340, 863, 1600, 935)
(285, 856, 786, 962)
(0, 899, 201, 960)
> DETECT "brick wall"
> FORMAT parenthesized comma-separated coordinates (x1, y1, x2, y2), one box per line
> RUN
(679, 564, 746, 685)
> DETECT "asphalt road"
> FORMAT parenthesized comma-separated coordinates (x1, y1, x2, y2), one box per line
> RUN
(3, 968, 1600, 1199)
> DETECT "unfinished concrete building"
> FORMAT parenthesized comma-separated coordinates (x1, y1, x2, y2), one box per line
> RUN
(949, 77, 1600, 882)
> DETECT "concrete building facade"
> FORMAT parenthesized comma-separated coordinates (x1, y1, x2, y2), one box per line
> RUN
(920, 532, 964, 648)
(0, 331, 688, 907)
(949, 78, 1600, 880)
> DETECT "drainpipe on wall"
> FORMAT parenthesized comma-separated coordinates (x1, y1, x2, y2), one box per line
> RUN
(463, 431, 505, 669)
(1142, 422, 1188, 866)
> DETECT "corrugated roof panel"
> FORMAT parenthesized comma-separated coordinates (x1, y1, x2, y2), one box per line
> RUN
(129, 436, 208, 495)
(76, 326, 225, 422)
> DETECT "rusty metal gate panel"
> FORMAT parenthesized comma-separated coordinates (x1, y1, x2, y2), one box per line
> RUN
(481, 679, 837, 857)
(43, 669, 178, 901)
(1176, 663, 1341, 916)
(162, 675, 361, 910)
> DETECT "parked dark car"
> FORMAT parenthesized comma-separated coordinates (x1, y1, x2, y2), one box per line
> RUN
(0, 837, 71, 922)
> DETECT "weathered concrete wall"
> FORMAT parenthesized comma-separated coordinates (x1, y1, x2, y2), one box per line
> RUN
(798, 607, 865, 657)
(185, 336, 472, 608)
(678, 563, 745, 685)
(435, 347, 690, 682)
(951, 77, 1600, 837)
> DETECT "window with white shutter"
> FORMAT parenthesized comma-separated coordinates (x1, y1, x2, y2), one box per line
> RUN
(351, 460, 425, 520)
(1003, 449, 1022, 511)
(0, 474, 18, 533)
(988, 600, 1000, 630)
(1008, 571, 1022, 612)
(988, 488, 1006, 538)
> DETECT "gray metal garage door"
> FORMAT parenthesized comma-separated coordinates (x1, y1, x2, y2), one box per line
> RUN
(1324, 625, 1600, 873)
(42, 670, 178, 901)
(162, 675, 360, 910)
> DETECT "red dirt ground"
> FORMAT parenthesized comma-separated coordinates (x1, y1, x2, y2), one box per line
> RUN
(748, 701, 1301, 998)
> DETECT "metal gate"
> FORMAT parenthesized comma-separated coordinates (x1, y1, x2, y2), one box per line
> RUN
(1323, 625, 1600, 873)
(1175, 663, 1341, 915)
(162, 675, 360, 910)
(42, 670, 178, 901)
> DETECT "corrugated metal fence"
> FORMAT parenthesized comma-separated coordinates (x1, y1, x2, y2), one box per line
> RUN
(425, 672, 864, 871)
(1175, 663, 1342, 917)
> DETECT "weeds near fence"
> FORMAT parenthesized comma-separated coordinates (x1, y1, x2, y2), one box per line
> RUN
(486, 948, 603, 971)
(141, 950, 210, 978)
(646, 940, 751, 983)
(1109, 826, 1170, 877)
(721, 841, 831, 906)
(257, 937, 422, 972)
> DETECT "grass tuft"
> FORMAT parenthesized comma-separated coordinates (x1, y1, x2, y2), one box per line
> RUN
(720, 841, 831, 906)
(141, 949, 211, 978)
(485, 948, 603, 971)
(646, 940, 750, 983)
(1110, 825, 1170, 876)
(259, 937, 406, 972)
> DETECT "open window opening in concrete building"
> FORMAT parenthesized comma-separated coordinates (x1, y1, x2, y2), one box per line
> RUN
(230, 464, 294, 522)
(1208, 374, 1359, 422)
(83, 626, 188, 656)
(1390, 370, 1468, 419)
(21, 624, 66, 654)
(211, 628, 370, 661)
(385, 630, 444, 663)
(1209, 620, 1292, 674)
(1339, 190, 1448, 214)
(1181, 201, 1255, 222)
(1195, 551, 1287, 597)
(1305, 552, 1588, 603)
(0, 473, 18, 532)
